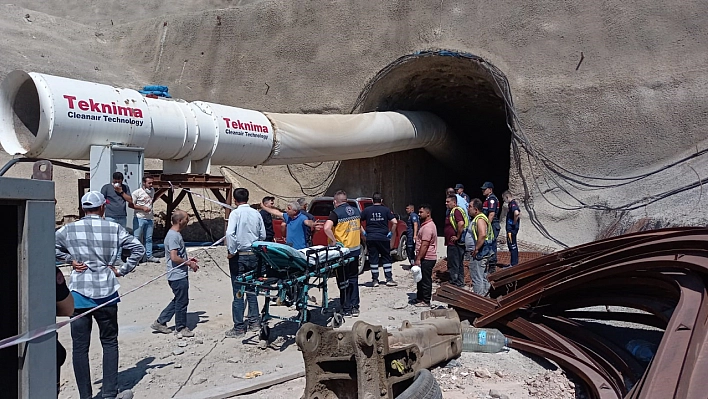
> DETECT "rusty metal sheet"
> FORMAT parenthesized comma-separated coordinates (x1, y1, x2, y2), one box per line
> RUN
(510, 338, 621, 399)
(432, 227, 708, 399)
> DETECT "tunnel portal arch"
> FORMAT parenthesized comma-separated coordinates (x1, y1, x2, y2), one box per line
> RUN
(329, 50, 515, 227)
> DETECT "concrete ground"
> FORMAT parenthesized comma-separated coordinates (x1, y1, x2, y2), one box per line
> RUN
(56, 239, 571, 399)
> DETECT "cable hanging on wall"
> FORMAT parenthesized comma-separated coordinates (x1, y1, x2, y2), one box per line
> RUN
(481, 61, 707, 216)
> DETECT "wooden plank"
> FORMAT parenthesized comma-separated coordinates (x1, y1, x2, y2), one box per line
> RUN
(174, 369, 304, 399)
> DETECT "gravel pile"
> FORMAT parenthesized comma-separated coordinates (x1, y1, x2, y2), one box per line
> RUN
(524, 369, 578, 399)
(429, 349, 583, 399)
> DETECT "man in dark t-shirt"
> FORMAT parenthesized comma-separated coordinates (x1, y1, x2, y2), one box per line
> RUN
(360, 192, 398, 287)
(481, 182, 500, 268)
(503, 191, 521, 266)
(405, 204, 419, 266)
(99, 171, 133, 228)
(259, 196, 275, 242)
(455, 184, 471, 203)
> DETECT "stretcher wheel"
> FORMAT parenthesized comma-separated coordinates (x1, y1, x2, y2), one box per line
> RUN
(259, 324, 270, 342)
(331, 312, 344, 328)
(298, 309, 312, 323)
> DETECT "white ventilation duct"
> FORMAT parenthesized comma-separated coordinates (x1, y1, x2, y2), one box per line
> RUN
(0, 71, 447, 172)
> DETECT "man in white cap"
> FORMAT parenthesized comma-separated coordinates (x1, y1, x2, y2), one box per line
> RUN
(55, 191, 144, 399)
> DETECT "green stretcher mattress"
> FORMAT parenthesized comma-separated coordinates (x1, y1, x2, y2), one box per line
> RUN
(251, 241, 352, 273)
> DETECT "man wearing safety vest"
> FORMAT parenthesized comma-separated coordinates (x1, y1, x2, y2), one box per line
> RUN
(466, 198, 495, 296)
(324, 190, 363, 318)
(444, 194, 468, 288)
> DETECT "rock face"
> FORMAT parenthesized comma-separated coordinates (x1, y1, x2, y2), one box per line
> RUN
(2, 0, 707, 247)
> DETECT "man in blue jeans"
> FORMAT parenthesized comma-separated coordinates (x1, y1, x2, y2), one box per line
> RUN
(131, 176, 160, 263)
(151, 210, 199, 337)
(55, 191, 144, 399)
(466, 199, 494, 296)
(225, 188, 266, 337)
(445, 194, 468, 288)
(405, 204, 419, 267)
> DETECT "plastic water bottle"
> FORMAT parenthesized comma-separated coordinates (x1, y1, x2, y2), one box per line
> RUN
(462, 323, 510, 353)
(625, 340, 656, 362)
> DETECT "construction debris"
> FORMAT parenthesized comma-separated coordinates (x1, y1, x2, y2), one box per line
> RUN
(434, 226, 708, 399)
(296, 308, 462, 398)
(524, 370, 576, 399)
(243, 371, 263, 379)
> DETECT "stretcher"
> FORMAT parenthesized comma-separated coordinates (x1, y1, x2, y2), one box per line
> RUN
(231, 241, 356, 342)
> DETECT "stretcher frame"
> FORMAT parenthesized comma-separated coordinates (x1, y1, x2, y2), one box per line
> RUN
(231, 243, 356, 342)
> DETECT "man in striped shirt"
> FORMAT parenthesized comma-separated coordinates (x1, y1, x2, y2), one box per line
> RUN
(55, 191, 144, 399)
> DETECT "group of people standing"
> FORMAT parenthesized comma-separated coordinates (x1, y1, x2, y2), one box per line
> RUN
(53, 177, 520, 399)
(222, 188, 364, 330)
(54, 172, 184, 399)
(448, 182, 521, 296)
(99, 171, 160, 264)
(211, 183, 521, 334)
(406, 182, 522, 306)
(222, 188, 323, 337)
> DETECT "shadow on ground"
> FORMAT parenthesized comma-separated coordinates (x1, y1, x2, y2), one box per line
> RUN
(186, 311, 209, 330)
(95, 356, 172, 394)
(240, 299, 346, 351)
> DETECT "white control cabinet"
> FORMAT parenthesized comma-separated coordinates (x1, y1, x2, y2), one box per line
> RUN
(89, 145, 144, 229)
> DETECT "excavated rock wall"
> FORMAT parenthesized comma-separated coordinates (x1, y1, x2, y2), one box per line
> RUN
(2, 0, 707, 246)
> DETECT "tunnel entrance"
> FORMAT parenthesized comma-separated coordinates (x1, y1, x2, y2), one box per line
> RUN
(329, 50, 514, 226)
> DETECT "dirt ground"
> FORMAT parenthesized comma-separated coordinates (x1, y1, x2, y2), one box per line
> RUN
(56, 240, 572, 399)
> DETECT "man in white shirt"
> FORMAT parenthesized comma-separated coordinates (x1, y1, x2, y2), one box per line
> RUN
(225, 187, 266, 337)
(131, 176, 159, 263)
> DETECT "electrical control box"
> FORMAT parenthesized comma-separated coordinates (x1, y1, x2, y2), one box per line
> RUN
(0, 176, 56, 398)
(90, 145, 144, 229)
